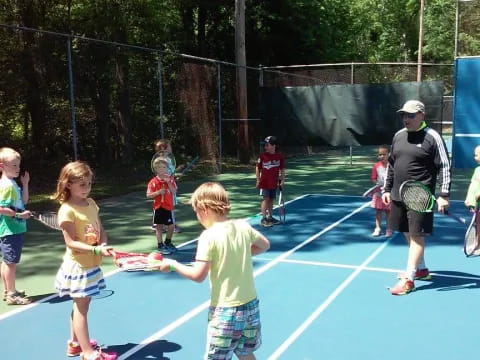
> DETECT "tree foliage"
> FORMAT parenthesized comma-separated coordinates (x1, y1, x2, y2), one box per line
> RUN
(0, 0, 479, 175)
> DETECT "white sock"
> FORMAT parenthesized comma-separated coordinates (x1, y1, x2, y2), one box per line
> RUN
(405, 268, 416, 281)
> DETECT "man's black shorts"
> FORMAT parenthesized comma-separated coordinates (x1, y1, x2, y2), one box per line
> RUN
(388, 200, 433, 236)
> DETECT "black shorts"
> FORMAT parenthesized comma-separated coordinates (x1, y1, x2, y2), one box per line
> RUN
(388, 200, 433, 236)
(153, 207, 174, 226)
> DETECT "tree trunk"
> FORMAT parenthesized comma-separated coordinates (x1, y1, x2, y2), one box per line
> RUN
(114, 43, 133, 164)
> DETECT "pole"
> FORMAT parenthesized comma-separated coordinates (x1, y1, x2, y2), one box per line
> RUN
(217, 63, 223, 173)
(157, 52, 164, 138)
(66, 37, 78, 160)
(235, 0, 249, 163)
(417, 0, 425, 82)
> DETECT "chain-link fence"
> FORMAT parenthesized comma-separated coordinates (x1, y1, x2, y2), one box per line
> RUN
(0, 24, 455, 179)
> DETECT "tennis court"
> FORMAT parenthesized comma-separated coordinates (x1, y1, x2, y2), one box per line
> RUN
(0, 190, 477, 360)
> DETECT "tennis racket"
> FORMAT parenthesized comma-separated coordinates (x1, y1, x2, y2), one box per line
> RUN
(30, 211, 61, 230)
(9, 207, 61, 230)
(151, 151, 176, 176)
(175, 155, 199, 180)
(399, 180, 466, 224)
(362, 184, 382, 198)
(112, 250, 165, 271)
(278, 185, 286, 223)
(464, 205, 479, 257)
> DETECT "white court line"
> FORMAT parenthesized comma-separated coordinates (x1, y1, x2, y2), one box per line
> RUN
(118, 199, 371, 360)
(267, 237, 393, 360)
(256, 257, 480, 281)
(0, 193, 310, 322)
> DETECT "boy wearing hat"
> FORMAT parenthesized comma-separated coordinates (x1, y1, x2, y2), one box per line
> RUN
(256, 136, 285, 227)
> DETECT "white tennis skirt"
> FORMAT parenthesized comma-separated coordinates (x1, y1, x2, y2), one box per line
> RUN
(55, 260, 106, 298)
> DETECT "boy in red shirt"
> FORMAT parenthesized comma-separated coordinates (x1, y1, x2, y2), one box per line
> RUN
(256, 136, 285, 227)
(147, 158, 177, 254)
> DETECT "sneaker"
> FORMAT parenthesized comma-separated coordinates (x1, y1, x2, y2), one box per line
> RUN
(165, 243, 177, 253)
(67, 339, 98, 357)
(5, 291, 31, 305)
(371, 228, 381, 236)
(385, 229, 393, 237)
(389, 279, 415, 295)
(397, 268, 432, 281)
(157, 243, 172, 255)
(3, 289, 25, 301)
(260, 218, 272, 227)
(80, 349, 118, 360)
(268, 216, 281, 225)
(414, 268, 432, 280)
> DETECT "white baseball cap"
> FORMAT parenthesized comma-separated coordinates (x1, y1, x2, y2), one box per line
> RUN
(397, 100, 425, 114)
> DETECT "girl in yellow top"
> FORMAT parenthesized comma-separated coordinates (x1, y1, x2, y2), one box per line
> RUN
(159, 182, 270, 360)
(53, 161, 117, 360)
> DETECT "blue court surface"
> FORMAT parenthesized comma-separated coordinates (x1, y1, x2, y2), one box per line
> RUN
(1, 194, 478, 359)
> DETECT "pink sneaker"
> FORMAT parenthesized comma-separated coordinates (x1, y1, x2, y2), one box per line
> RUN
(81, 349, 118, 360)
(67, 339, 98, 357)
(385, 229, 393, 237)
(389, 279, 415, 295)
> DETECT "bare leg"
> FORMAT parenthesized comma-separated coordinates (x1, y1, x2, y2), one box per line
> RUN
(261, 197, 268, 218)
(2, 262, 17, 293)
(156, 225, 163, 245)
(71, 297, 94, 356)
(375, 210, 382, 230)
(406, 235, 425, 271)
(165, 224, 174, 240)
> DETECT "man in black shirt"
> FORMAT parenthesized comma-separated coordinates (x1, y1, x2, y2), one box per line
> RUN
(383, 100, 451, 295)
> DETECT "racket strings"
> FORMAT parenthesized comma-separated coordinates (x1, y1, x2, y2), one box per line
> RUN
(465, 216, 479, 256)
(402, 186, 432, 212)
(36, 213, 60, 230)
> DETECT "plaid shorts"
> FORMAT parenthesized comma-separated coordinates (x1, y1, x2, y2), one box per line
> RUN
(205, 298, 261, 360)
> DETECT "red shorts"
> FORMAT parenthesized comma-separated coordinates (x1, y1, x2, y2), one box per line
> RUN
(371, 193, 391, 211)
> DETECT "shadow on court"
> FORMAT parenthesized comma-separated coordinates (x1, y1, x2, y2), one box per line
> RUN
(416, 270, 480, 292)
(108, 340, 182, 360)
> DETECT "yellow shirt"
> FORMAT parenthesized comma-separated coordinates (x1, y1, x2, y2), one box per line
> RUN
(196, 219, 260, 307)
(58, 198, 102, 268)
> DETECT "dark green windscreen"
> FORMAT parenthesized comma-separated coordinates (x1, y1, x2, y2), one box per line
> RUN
(259, 81, 444, 146)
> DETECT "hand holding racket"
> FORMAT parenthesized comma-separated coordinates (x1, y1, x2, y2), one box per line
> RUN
(10, 206, 61, 231)
(399, 180, 466, 224)
(112, 250, 165, 271)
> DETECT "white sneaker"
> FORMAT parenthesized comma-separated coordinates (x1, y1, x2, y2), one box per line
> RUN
(371, 228, 381, 236)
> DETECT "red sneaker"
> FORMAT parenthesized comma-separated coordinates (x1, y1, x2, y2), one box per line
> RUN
(389, 279, 415, 295)
(397, 268, 431, 281)
(414, 268, 431, 280)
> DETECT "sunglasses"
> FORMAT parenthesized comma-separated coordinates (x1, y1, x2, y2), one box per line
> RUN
(402, 113, 417, 119)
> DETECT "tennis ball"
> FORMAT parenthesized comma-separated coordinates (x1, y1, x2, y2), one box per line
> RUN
(148, 251, 164, 262)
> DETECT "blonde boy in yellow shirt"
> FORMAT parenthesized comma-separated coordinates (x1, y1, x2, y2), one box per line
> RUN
(159, 182, 270, 360)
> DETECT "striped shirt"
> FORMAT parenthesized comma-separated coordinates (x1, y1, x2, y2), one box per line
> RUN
(384, 126, 451, 201)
